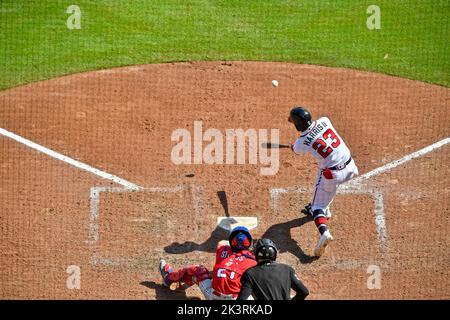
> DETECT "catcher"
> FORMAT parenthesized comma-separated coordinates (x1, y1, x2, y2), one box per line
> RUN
(159, 226, 257, 300)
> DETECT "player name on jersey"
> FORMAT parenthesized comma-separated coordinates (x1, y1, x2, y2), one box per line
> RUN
(303, 120, 328, 146)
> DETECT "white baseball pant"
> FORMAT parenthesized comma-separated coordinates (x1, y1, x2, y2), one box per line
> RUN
(198, 279, 253, 300)
(311, 158, 358, 215)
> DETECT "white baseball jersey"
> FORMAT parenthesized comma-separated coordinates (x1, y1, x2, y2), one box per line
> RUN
(292, 117, 351, 169)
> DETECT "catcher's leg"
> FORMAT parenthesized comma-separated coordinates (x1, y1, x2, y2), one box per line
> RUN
(159, 260, 211, 288)
(159, 259, 175, 287)
(198, 279, 214, 300)
(185, 265, 214, 300)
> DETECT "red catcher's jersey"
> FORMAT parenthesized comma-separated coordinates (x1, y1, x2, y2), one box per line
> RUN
(212, 245, 257, 296)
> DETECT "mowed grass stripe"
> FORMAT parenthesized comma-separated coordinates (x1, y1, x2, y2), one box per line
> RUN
(0, 0, 448, 90)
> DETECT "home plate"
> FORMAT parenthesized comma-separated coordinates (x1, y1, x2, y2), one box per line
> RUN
(217, 217, 258, 232)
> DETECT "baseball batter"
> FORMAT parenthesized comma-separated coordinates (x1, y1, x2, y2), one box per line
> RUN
(288, 106, 358, 256)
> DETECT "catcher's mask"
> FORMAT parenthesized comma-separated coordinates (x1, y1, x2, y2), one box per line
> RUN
(255, 238, 278, 262)
(289, 106, 312, 132)
(229, 226, 252, 252)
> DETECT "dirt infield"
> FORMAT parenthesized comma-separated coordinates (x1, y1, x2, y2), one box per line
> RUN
(1, 61, 449, 299)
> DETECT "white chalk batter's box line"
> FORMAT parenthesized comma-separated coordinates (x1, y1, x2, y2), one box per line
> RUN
(88, 184, 203, 266)
(269, 185, 388, 251)
(1, 127, 448, 266)
(269, 136, 450, 253)
(88, 183, 387, 266)
(87, 135, 450, 266)
(87, 184, 259, 266)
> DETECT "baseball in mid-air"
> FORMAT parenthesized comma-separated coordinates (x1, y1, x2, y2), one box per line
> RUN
(271, 80, 279, 87)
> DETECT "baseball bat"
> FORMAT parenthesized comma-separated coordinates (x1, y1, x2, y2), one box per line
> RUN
(261, 142, 292, 149)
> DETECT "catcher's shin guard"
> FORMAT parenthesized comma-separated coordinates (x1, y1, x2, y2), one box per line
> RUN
(159, 259, 174, 287)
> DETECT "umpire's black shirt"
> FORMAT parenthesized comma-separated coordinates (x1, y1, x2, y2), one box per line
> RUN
(237, 261, 309, 300)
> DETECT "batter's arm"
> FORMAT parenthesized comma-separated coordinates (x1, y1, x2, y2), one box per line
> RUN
(292, 138, 306, 155)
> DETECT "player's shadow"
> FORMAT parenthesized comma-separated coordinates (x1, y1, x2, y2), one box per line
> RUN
(164, 225, 227, 254)
(164, 190, 316, 263)
(260, 215, 318, 264)
(140, 281, 201, 300)
(164, 190, 230, 254)
(164, 216, 317, 264)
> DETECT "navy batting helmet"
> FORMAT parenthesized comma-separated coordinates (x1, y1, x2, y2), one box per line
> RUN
(289, 106, 312, 132)
(229, 226, 252, 252)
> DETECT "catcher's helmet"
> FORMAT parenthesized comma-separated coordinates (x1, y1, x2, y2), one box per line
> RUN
(229, 226, 252, 252)
(255, 238, 278, 262)
(289, 106, 312, 132)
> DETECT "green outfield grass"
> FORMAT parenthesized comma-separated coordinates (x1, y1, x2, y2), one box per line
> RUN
(0, 0, 448, 90)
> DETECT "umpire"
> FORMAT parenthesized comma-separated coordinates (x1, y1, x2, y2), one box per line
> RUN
(237, 238, 309, 300)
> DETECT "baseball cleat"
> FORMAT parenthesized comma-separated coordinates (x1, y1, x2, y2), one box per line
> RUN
(324, 208, 332, 219)
(301, 203, 312, 216)
(314, 230, 333, 257)
(159, 259, 174, 287)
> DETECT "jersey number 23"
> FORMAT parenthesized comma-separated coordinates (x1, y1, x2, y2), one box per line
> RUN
(312, 128, 341, 159)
